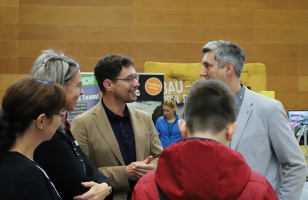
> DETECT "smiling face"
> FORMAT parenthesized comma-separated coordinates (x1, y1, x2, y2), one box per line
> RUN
(64, 70, 84, 111)
(111, 65, 140, 103)
(200, 51, 227, 83)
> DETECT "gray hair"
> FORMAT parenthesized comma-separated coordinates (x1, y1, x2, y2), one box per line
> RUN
(31, 49, 80, 86)
(202, 40, 246, 78)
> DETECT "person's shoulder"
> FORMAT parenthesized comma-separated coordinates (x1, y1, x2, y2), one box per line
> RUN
(156, 116, 164, 122)
(240, 169, 278, 199)
(245, 88, 280, 105)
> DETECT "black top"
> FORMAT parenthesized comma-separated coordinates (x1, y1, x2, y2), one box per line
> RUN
(102, 100, 137, 199)
(34, 127, 112, 200)
(102, 101, 136, 165)
(0, 152, 61, 200)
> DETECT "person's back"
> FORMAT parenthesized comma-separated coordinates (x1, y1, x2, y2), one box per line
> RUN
(133, 138, 277, 199)
(0, 152, 60, 200)
(132, 79, 278, 200)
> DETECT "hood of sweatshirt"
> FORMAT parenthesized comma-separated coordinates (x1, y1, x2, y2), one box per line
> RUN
(155, 138, 251, 199)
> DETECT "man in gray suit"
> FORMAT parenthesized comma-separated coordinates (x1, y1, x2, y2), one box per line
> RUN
(71, 55, 163, 200)
(200, 40, 307, 200)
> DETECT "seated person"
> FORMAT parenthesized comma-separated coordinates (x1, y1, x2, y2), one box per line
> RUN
(132, 79, 278, 200)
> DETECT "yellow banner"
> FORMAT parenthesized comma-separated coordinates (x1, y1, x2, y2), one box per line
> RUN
(144, 62, 267, 104)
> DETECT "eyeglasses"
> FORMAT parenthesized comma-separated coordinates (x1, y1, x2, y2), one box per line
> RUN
(112, 74, 139, 85)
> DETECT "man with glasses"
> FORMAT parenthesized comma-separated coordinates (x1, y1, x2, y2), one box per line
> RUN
(71, 54, 163, 200)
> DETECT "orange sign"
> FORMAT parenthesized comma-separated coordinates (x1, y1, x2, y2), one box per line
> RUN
(145, 77, 163, 96)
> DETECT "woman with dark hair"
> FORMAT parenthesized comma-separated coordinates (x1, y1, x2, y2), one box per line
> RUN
(0, 77, 66, 200)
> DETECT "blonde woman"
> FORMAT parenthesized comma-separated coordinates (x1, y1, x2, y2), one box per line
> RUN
(155, 99, 183, 148)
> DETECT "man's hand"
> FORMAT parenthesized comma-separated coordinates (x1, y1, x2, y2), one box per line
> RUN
(126, 156, 155, 180)
(73, 182, 109, 200)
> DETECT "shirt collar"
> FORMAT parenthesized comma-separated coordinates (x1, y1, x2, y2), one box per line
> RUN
(235, 84, 245, 107)
(101, 99, 130, 121)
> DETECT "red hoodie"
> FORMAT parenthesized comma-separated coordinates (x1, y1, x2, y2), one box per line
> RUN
(132, 138, 278, 200)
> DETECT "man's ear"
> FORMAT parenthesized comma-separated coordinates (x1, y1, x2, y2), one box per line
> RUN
(36, 114, 46, 131)
(226, 121, 237, 141)
(178, 119, 188, 138)
(225, 62, 235, 77)
(103, 80, 113, 92)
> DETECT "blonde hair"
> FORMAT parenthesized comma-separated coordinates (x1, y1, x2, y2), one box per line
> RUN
(163, 99, 177, 114)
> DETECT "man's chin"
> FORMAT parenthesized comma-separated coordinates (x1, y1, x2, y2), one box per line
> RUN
(125, 96, 137, 103)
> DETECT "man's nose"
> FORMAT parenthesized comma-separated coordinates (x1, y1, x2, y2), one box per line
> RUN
(200, 67, 207, 77)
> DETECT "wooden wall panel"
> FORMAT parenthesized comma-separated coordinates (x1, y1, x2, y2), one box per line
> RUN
(135, 26, 254, 43)
(267, 76, 298, 92)
(277, 92, 308, 110)
(0, 0, 307, 111)
(0, 25, 18, 40)
(298, 93, 308, 108)
(0, 7, 18, 23)
(299, 76, 308, 92)
(255, 27, 299, 44)
(134, 0, 255, 10)
(298, 44, 308, 76)
(19, 25, 134, 41)
(256, 0, 308, 10)
(256, 44, 298, 59)
(0, 0, 18, 6)
(298, 28, 308, 43)
(19, 41, 135, 57)
(260, 59, 298, 76)
(134, 9, 253, 26)
(0, 58, 18, 73)
(0, 41, 18, 57)
(20, 7, 133, 25)
(20, 0, 133, 7)
(0, 74, 28, 108)
(255, 11, 308, 27)
(134, 42, 202, 60)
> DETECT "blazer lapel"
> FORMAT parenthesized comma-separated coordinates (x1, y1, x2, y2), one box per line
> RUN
(92, 103, 125, 165)
(129, 107, 146, 161)
(230, 87, 253, 150)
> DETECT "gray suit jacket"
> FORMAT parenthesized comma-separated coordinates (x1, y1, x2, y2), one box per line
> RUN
(71, 102, 163, 200)
(231, 87, 307, 200)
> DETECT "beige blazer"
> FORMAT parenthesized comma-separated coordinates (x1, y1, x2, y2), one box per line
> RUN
(71, 102, 163, 200)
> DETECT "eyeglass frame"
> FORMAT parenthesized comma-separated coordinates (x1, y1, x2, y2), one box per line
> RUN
(112, 74, 139, 85)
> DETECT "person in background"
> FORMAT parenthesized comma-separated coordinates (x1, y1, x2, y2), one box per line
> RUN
(0, 77, 65, 200)
(132, 79, 278, 199)
(200, 40, 307, 200)
(31, 50, 113, 200)
(155, 99, 182, 149)
(71, 54, 163, 200)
